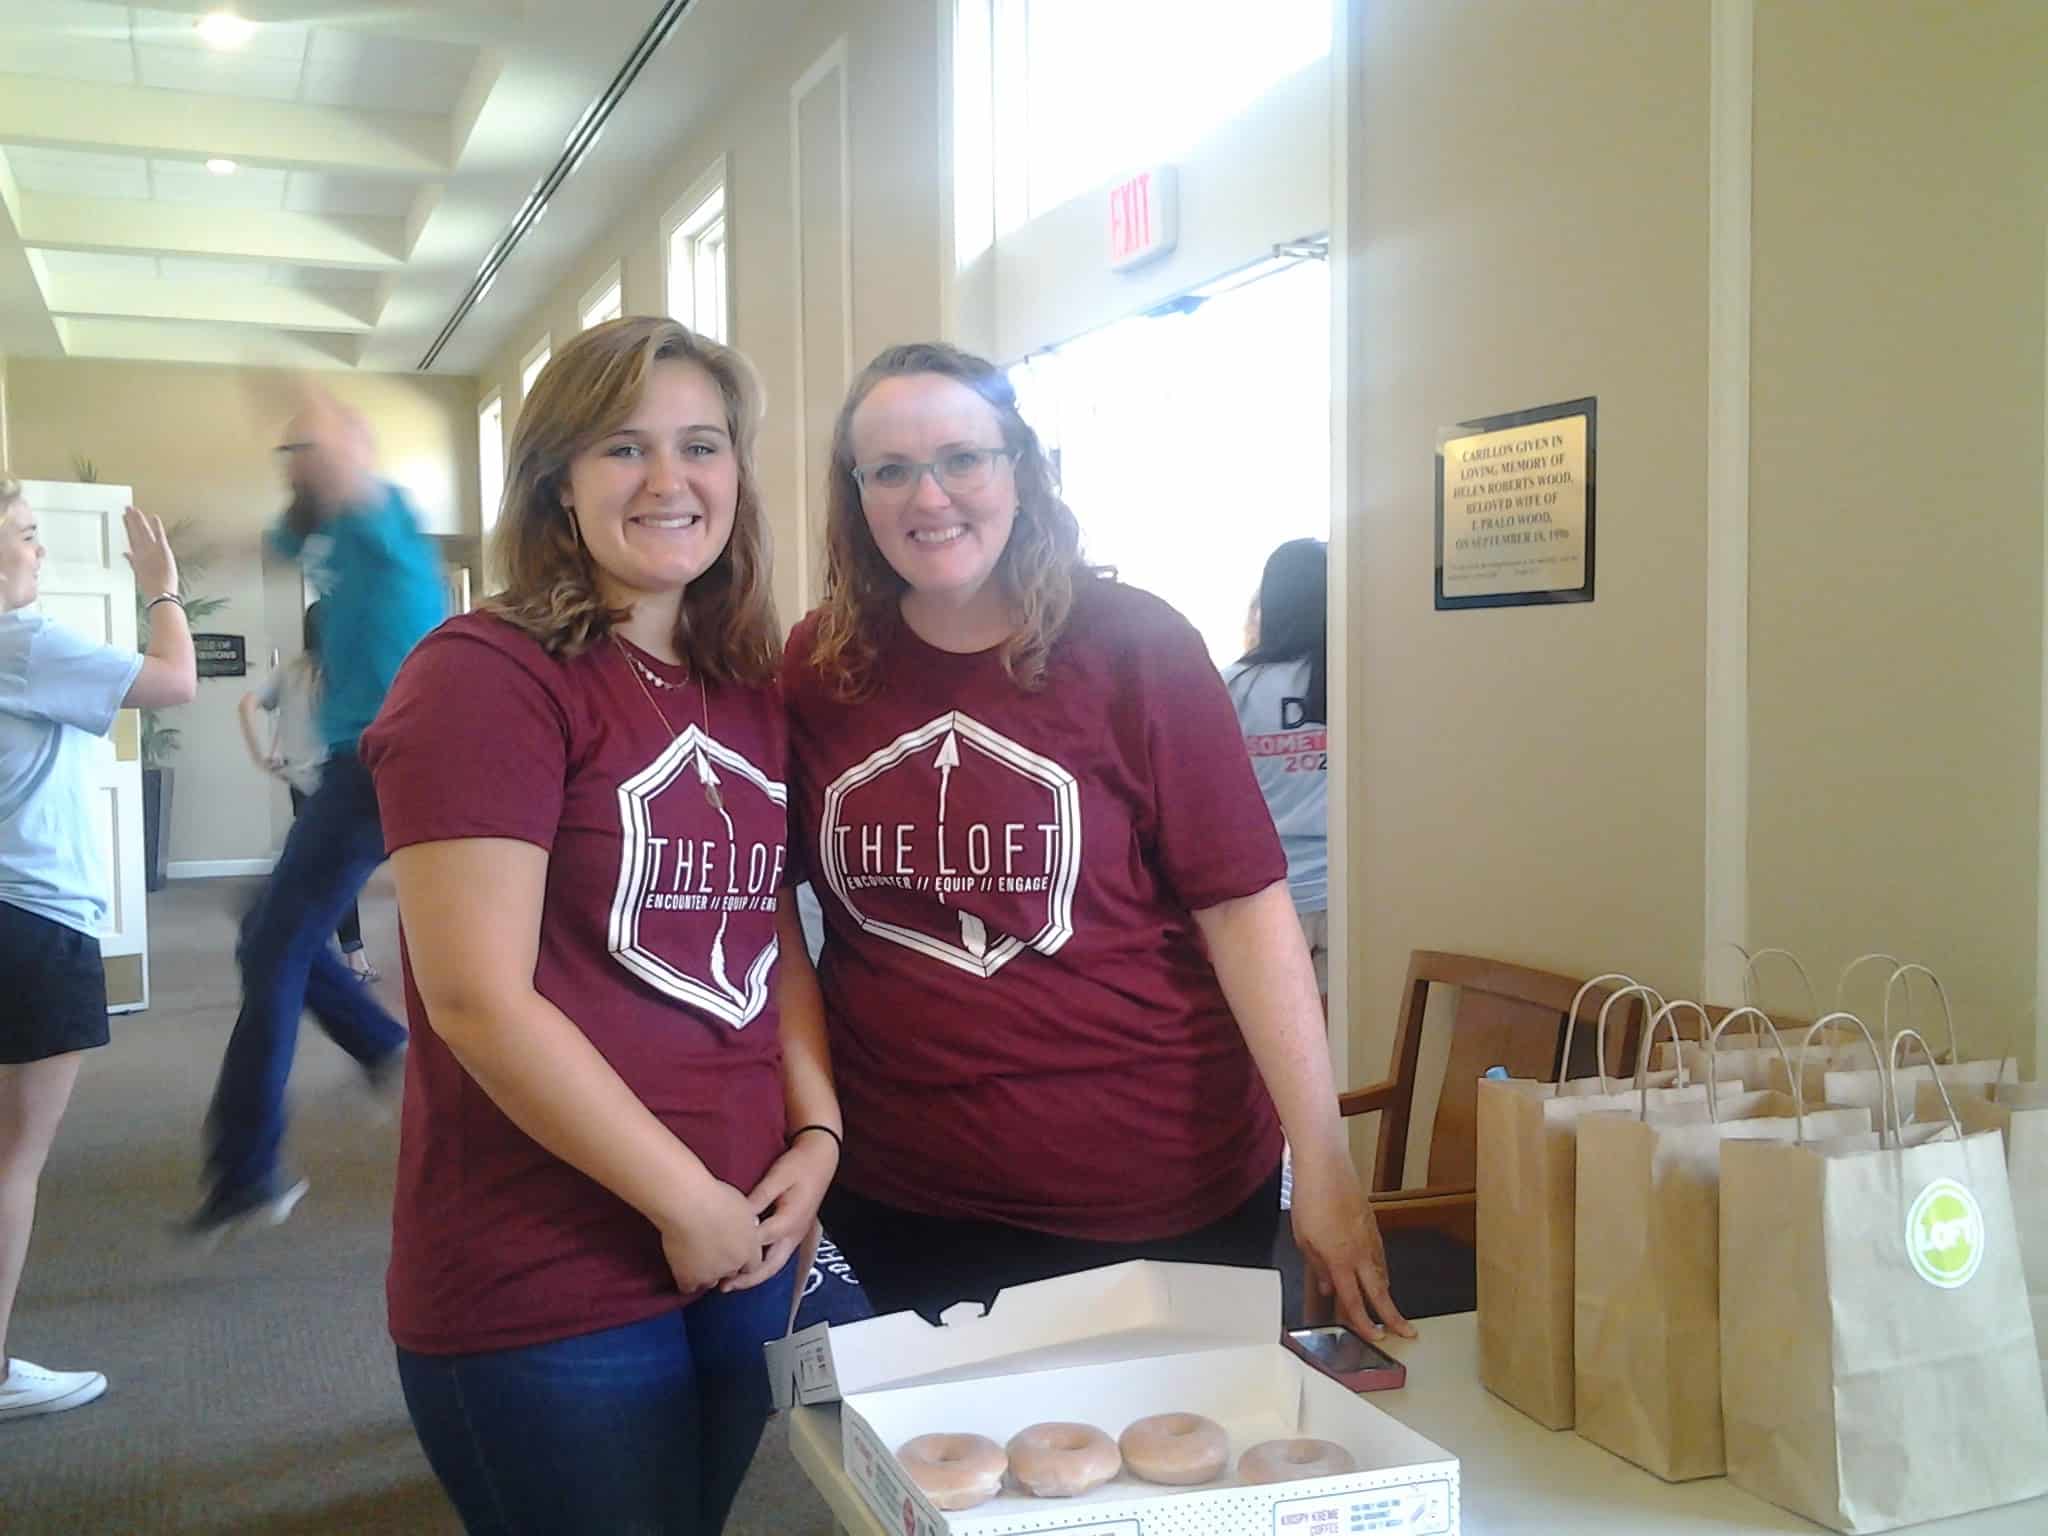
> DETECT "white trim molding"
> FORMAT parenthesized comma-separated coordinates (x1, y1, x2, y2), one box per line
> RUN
(789, 37, 853, 613)
(168, 859, 276, 880)
(2037, 217, 2048, 1076)
(1703, 0, 1754, 1004)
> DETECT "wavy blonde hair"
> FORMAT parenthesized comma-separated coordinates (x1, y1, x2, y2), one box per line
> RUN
(485, 316, 779, 685)
(809, 342, 1098, 698)
(0, 476, 24, 516)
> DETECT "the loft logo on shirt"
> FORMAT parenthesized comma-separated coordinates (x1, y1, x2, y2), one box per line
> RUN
(1906, 1177, 1985, 1289)
(610, 724, 786, 1029)
(820, 711, 1080, 979)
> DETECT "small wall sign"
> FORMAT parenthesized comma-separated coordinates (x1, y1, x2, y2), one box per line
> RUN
(194, 633, 247, 679)
(1435, 397, 1596, 611)
(1107, 166, 1178, 271)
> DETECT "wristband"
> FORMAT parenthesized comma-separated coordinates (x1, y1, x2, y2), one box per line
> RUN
(146, 592, 185, 612)
(788, 1123, 842, 1151)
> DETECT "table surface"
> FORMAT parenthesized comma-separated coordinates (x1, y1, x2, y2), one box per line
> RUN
(784, 1311, 2046, 1535)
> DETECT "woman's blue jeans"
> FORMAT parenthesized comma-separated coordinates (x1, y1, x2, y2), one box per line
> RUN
(396, 1260, 797, 1536)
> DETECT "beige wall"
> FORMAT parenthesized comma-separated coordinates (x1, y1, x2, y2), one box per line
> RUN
(7, 357, 478, 868)
(475, 0, 946, 629)
(1748, 0, 2048, 1070)
(1344, 0, 1713, 1088)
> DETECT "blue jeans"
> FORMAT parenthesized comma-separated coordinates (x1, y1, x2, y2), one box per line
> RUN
(205, 749, 407, 1194)
(396, 1264, 798, 1536)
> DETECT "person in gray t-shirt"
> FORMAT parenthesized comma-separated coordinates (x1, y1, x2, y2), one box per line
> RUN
(0, 483, 196, 1424)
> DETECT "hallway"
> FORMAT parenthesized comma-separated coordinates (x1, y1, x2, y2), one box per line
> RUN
(5, 876, 833, 1534)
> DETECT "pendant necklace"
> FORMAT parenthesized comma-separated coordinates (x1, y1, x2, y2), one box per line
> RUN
(613, 634, 723, 811)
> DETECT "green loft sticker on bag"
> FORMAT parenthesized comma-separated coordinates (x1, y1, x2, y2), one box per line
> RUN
(1907, 1177, 1986, 1289)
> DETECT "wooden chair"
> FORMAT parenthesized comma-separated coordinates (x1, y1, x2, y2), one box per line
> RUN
(1292, 951, 1647, 1323)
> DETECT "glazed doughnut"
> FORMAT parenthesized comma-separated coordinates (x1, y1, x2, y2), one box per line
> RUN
(1237, 1438, 1358, 1485)
(1118, 1412, 1229, 1485)
(897, 1433, 1007, 1510)
(1006, 1421, 1121, 1498)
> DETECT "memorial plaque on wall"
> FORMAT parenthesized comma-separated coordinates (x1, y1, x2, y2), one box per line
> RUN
(194, 633, 247, 678)
(1435, 396, 1595, 611)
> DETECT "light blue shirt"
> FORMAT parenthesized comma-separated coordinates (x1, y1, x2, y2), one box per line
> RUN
(0, 612, 144, 935)
(1224, 657, 1328, 912)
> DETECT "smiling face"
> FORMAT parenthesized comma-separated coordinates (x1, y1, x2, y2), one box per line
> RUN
(560, 359, 740, 607)
(0, 495, 42, 612)
(848, 372, 1018, 620)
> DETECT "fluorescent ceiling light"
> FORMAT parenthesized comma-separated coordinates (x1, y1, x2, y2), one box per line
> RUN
(196, 12, 257, 49)
(205, 158, 238, 176)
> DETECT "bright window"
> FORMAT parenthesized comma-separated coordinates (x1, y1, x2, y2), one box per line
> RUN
(520, 337, 551, 400)
(478, 393, 505, 534)
(956, 0, 1332, 253)
(580, 265, 623, 331)
(1011, 257, 1330, 665)
(665, 165, 728, 342)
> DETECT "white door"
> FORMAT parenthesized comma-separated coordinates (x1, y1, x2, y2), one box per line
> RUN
(20, 479, 149, 1013)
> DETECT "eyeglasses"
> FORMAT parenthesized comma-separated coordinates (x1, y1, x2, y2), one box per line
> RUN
(850, 447, 1013, 499)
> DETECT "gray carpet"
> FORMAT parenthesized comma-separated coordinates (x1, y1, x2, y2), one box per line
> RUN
(3, 874, 835, 1535)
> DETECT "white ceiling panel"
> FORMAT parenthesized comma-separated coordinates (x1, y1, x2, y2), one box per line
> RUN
(0, 35, 135, 83)
(133, 44, 304, 102)
(4, 145, 152, 199)
(271, 264, 381, 293)
(282, 171, 415, 218)
(151, 159, 290, 209)
(127, 7, 311, 62)
(300, 28, 475, 116)
(35, 248, 159, 278)
(157, 255, 272, 284)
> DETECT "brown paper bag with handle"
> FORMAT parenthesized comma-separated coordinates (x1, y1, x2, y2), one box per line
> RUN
(1574, 1003, 1872, 1480)
(1721, 1030, 2048, 1532)
(1920, 1067, 2048, 1379)
(1767, 965, 2006, 1112)
(1476, 977, 1710, 1428)
(1651, 946, 1849, 1087)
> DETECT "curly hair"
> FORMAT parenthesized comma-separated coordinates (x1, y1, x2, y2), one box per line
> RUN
(484, 316, 779, 685)
(808, 342, 1099, 698)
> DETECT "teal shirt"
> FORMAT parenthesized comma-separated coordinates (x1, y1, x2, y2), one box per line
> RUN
(271, 482, 445, 750)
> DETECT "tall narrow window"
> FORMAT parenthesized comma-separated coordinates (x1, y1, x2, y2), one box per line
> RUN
(520, 337, 551, 400)
(478, 393, 505, 535)
(580, 265, 623, 331)
(665, 163, 729, 343)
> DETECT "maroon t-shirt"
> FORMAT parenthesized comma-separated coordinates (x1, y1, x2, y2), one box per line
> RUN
(361, 612, 790, 1354)
(783, 579, 1285, 1242)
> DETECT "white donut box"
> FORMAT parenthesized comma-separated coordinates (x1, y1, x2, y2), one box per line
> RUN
(766, 1259, 1461, 1536)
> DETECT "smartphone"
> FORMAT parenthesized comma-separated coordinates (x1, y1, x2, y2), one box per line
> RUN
(1282, 1324, 1408, 1392)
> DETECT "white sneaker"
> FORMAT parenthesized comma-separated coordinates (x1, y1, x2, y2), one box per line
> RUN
(0, 1358, 108, 1422)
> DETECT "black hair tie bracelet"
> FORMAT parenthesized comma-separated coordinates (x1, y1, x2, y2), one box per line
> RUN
(789, 1124, 842, 1151)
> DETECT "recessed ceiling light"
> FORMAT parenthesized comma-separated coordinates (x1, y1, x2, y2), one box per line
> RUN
(205, 158, 238, 176)
(195, 12, 257, 49)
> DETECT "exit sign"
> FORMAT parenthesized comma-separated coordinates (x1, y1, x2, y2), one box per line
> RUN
(1107, 166, 1178, 271)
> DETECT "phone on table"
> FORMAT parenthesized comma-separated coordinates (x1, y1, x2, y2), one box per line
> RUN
(1282, 1323, 1407, 1392)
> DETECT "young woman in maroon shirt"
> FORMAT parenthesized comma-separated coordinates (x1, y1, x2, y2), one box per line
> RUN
(783, 342, 1412, 1343)
(363, 318, 840, 1535)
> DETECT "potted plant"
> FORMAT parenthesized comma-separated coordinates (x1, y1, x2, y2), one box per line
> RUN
(136, 521, 227, 891)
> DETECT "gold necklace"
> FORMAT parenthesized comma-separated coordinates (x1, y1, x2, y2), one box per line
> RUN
(613, 635, 722, 811)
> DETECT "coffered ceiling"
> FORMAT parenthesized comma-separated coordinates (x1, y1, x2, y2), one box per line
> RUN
(0, 0, 786, 375)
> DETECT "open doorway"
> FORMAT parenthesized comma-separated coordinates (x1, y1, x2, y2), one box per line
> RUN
(1010, 254, 1330, 664)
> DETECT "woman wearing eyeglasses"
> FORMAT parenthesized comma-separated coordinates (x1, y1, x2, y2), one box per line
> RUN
(782, 343, 1413, 1342)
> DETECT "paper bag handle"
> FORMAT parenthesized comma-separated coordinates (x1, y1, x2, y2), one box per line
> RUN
(1638, 999, 1708, 1118)
(1707, 1005, 1805, 1138)
(1888, 1027, 1965, 1146)
(1794, 1011, 1885, 1124)
(1835, 951, 1904, 1014)
(1741, 947, 1819, 1022)
(1599, 983, 1669, 1096)
(1561, 973, 1639, 1093)
(1882, 964, 1958, 1062)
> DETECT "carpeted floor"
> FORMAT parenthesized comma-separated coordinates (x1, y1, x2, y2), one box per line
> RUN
(3, 874, 837, 1535)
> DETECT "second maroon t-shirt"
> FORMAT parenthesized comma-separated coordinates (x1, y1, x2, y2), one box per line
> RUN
(363, 612, 790, 1354)
(783, 578, 1285, 1243)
